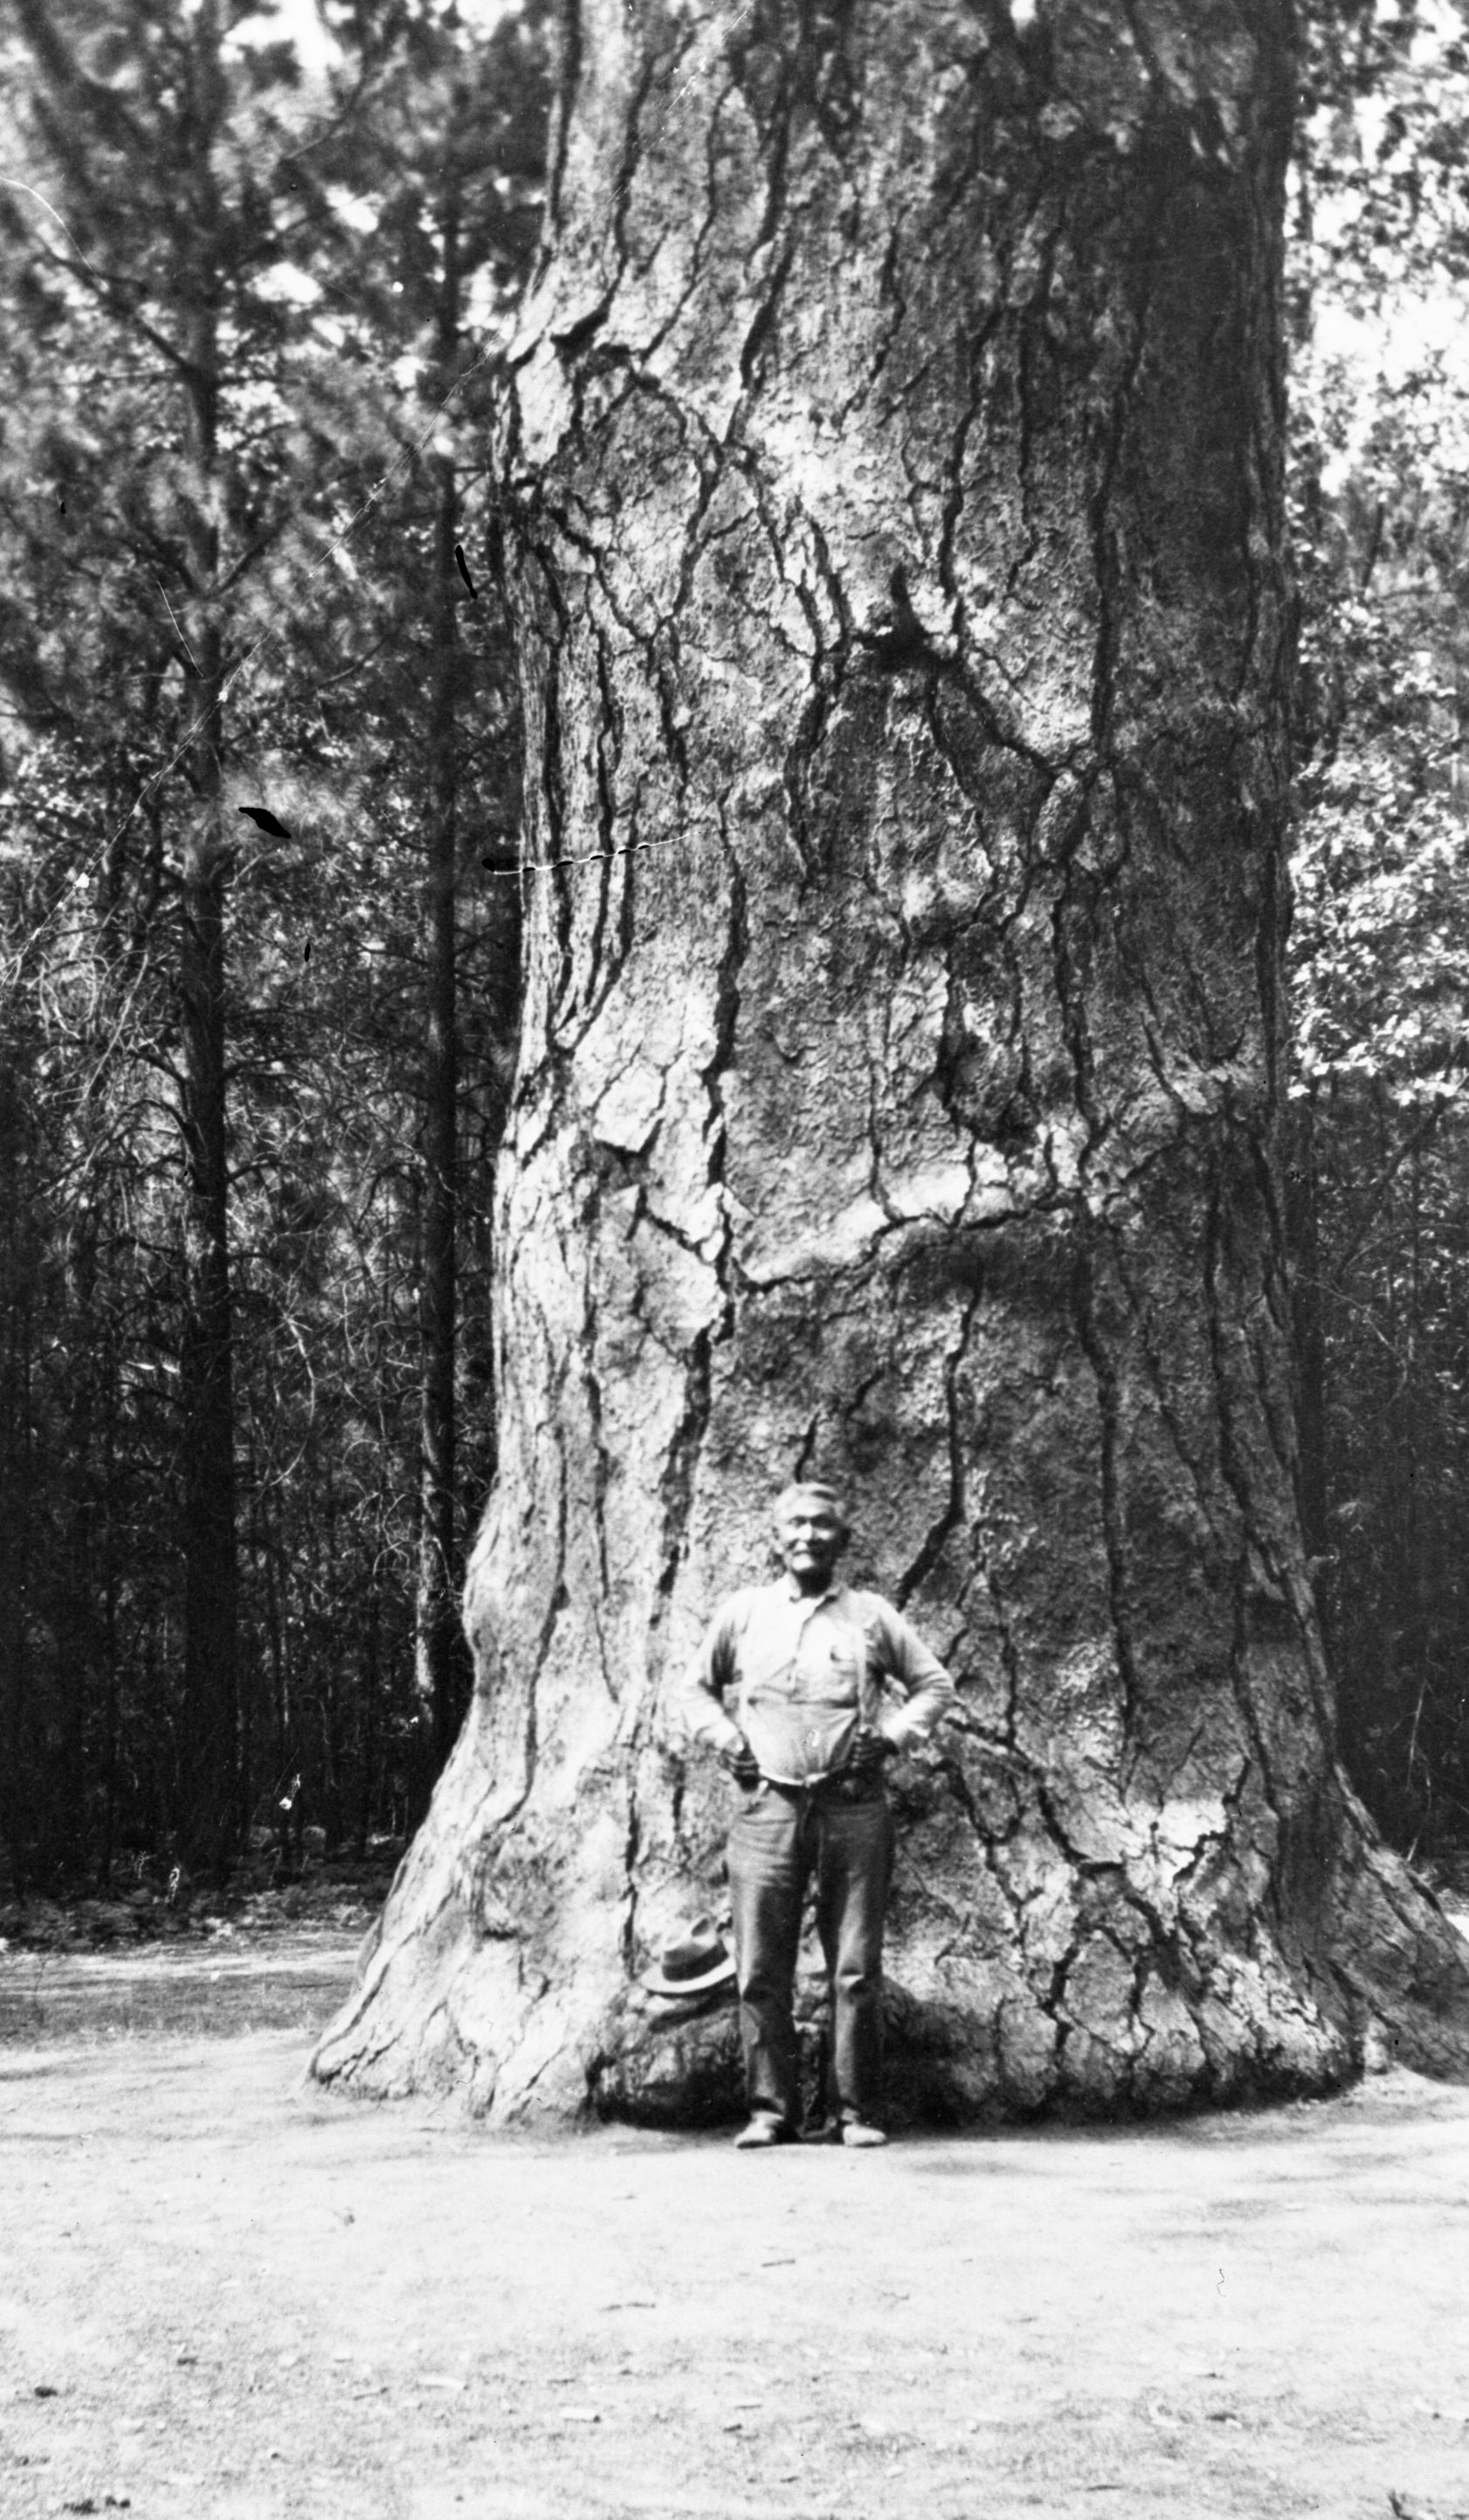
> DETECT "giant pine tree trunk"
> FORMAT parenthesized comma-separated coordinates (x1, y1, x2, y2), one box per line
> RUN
(315, 0, 1469, 2120)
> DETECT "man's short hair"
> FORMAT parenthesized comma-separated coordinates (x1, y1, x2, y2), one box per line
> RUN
(774, 1478, 851, 1533)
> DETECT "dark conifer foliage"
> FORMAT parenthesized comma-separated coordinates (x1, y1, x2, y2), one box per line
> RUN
(0, 0, 548, 1891)
(1288, 0, 1469, 1851)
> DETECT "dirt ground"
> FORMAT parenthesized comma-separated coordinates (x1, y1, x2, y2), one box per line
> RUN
(3, 1943, 1469, 2520)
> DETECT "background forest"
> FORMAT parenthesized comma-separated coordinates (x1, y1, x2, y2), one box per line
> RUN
(0, 0, 1466, 1897)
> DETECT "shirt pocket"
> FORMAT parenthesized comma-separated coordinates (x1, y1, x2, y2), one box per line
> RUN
(800, 1627, 866, 1707)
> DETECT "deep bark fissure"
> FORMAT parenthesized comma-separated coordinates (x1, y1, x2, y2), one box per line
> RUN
(543, 0, 583, 241)
(937, 307, 1008, 630)
(894, 1281, 982, 1615)
(1070, 1222, 1143, 1732)
(1202, 1166, 1286, 1809)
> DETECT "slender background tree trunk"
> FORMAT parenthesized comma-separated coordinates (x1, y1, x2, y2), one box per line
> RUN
(412, 447, 464, 1813)
(316, 0, 1469, 2122)
(0, 1054, 35, 1895)
(177, 1, 238, 1874)
(412, 174, 469, 1821)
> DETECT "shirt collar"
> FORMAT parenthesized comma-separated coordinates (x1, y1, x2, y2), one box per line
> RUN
(782, 1573, 842, 1608)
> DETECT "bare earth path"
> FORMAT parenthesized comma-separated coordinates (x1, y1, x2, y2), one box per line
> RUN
(3, 1969, 1469, 2520)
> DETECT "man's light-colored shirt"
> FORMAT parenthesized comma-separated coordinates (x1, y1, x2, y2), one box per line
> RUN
(678, 1577, 957, 1785)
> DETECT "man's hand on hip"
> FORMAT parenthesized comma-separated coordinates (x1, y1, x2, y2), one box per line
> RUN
(848, 1726, 900, 1780)
(720, 1738, 762, 1788)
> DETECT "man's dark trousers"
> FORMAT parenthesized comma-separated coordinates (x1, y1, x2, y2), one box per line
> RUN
(728, 1777, 895, 2131)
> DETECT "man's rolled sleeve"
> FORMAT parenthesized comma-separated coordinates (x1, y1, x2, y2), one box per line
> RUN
(872, 1605, 958, 1751)
(675, 1601, 748, 1758)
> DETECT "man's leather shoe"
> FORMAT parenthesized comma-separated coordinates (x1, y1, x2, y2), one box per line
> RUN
(733, 2117, 797, 2149)
(840, 2119, 888, 2148)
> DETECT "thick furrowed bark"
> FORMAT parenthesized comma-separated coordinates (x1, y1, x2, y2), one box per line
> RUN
(314, 0, 1469, 2120)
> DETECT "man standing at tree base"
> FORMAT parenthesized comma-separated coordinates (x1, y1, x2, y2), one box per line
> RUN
(678, 1481, 958, 2148)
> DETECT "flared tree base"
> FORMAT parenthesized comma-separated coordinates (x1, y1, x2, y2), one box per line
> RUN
(312, 1718, 1469, 2126)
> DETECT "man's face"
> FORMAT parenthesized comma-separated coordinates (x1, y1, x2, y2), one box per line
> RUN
(776, 1493, 847, 1588)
